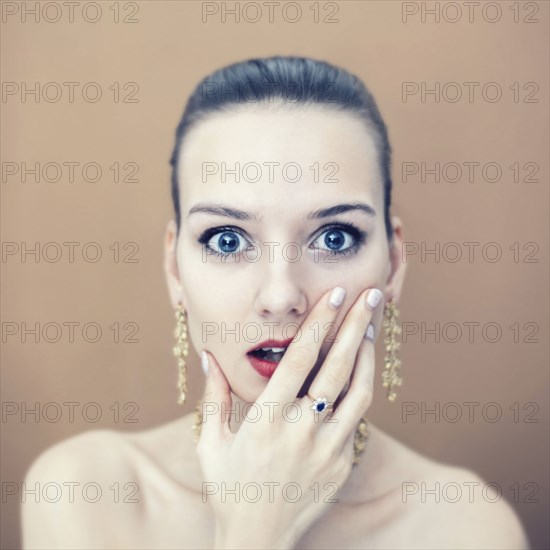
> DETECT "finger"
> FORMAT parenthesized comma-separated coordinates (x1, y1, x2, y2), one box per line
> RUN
(325, 334, 376, 449)
(260, 286, 347, 405)
(307, 288, 382, 407)
(197, 350, 233, 445)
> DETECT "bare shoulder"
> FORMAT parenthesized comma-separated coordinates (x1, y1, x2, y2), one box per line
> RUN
(357, 427, 530, 549)
(21, 429, 142, 549)
(23, 415, 195, 488)
(417, 464, 530, 549)
(23, 428, 136, 482)
(386, 437, 528, 548)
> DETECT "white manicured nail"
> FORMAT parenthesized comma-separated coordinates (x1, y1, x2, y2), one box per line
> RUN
(201, 351, 209, 375)
(365, 289, 383, 310)
(365, 323, 375, 341)
(328, 287, 346, 309)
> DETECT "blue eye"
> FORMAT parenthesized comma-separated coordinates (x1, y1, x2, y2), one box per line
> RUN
(310, 223, 367, 257)
(197, 222, 367, 261)
(199, 228, 252, 259)
(312, 227, 357, 256)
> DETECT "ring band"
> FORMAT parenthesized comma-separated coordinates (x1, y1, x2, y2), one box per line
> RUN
(309, 396, 333, 414)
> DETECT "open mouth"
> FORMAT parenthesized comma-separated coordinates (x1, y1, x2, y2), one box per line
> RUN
(248, 346, 288, 363)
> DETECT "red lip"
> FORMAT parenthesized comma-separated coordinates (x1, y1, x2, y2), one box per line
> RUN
(247, 354, 281, 378)
(246, 338, 295, 379)
(247, 338, 294, 354)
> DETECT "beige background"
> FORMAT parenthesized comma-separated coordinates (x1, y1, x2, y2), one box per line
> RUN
(1, 1, 549, 548)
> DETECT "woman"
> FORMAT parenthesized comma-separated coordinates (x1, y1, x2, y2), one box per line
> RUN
(22, 56, 529, 549)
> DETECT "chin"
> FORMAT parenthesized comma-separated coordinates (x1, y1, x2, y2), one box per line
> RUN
(229, 375, 267, 405)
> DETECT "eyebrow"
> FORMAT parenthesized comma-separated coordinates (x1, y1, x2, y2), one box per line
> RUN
(187, 202, 376, 221)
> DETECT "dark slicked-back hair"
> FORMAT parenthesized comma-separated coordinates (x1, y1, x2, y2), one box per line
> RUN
(169, 56, 394, 242)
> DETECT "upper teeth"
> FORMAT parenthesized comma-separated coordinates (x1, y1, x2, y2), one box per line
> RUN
(260, 347, 286, 352)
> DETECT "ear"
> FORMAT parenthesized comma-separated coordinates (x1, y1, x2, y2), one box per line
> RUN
(383, 215, 408, 302)
(164, 220, 185, 309)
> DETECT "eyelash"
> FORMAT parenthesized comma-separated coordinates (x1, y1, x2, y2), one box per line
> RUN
(197, 222, 367, 260)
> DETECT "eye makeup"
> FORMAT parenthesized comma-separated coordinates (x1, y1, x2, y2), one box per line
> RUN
(196, 221, 368, 260)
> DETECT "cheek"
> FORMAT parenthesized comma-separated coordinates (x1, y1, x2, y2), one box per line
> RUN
(185, 295, 249, 355)
(359, 248, 391, 294)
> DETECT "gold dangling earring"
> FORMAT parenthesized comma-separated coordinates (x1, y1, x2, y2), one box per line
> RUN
(173, 304, 189, 405)
(382, 298, 402, 402)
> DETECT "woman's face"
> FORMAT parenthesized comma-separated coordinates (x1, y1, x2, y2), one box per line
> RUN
(165, 105, 405, 403)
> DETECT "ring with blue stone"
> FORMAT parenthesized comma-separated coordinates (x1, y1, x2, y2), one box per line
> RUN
(309, 396, 333, 414)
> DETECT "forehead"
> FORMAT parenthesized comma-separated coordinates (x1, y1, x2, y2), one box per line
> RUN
(178, 105, 383, 215)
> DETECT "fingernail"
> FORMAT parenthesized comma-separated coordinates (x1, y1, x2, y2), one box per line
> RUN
(201, 351, 209, 375)
(365, 289, 383, 310)
(328, 287, 346, 309)
(365, 323, 375, 341)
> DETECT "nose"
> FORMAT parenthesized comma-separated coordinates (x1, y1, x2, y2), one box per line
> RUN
(254, 258, 308, 319)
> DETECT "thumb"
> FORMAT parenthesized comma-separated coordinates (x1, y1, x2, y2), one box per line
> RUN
(199, 350, 232, 441)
